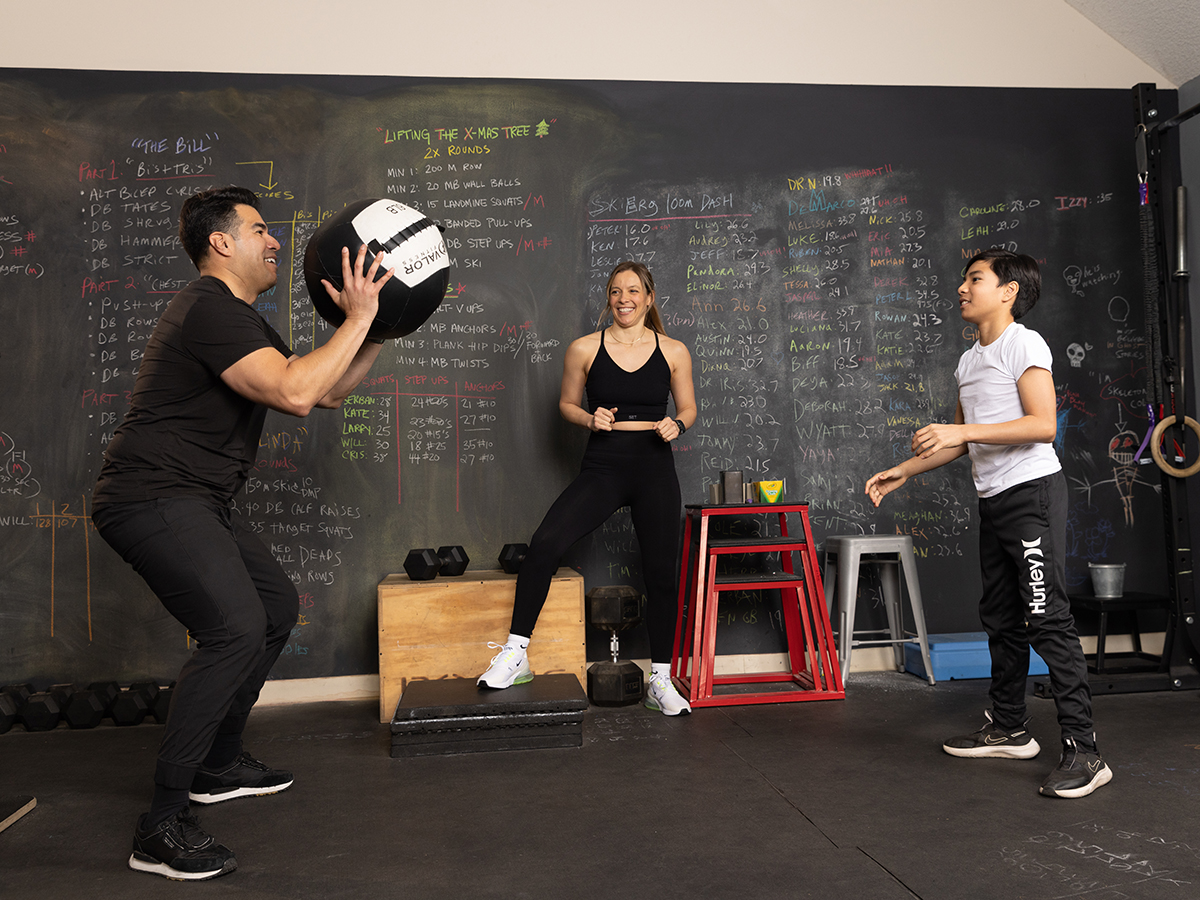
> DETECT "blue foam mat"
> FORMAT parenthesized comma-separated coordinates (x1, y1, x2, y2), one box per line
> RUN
(904, 631, 1048, 680)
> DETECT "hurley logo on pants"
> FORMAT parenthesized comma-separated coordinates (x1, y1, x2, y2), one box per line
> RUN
(1023, 537, 1047, 615)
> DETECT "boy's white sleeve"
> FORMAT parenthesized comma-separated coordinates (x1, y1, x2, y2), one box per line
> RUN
(1005, 326, 1054, 380)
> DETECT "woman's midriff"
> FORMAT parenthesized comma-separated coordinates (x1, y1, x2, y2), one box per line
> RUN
(611, 421, 658, 431)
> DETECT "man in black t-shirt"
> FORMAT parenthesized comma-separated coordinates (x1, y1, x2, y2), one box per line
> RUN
(92, 185, 393, 881)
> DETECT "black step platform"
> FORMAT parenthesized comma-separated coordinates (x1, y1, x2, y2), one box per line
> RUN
(390, 674, 588, 758)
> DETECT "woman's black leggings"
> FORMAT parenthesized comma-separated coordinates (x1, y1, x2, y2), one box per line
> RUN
(510, 430, 682, 662)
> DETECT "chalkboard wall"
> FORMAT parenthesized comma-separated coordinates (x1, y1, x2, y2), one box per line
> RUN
(0, 70, 1168, 682)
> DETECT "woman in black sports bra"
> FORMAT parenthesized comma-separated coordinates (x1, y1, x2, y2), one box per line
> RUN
(478, 261, 697, 715)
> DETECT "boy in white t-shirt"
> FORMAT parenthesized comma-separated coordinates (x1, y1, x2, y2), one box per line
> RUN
(865, 249, 1110, 798)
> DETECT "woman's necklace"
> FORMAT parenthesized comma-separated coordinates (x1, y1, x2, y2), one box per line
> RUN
(609, 326, 647, 346)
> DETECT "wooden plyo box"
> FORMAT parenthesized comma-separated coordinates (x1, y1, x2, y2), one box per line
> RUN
(378, 568, 585, 723)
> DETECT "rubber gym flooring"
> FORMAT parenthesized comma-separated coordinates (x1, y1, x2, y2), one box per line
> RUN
(2, 671, 1199, 900)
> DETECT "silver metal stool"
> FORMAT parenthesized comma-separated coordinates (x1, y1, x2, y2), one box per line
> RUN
(822, 535, 935, 685)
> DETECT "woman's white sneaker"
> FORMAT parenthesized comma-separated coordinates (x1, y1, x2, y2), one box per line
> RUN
(645, 671, 691, 716)
(477, 642, 533, 689)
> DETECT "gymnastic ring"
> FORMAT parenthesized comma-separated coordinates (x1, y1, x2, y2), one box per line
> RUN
(1149, 415, 1200, 478)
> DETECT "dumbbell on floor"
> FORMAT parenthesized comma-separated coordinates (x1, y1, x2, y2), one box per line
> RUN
(3, 683, 85, 731)
(0, 693, 19, 735)
(150, 682, 175, 724)
(112, 681, 171, 726)
(49, 683, 76, 711)
(0, 680, 175, 732)
(112, 690, 148, 726)
(127, 680, 174, 724)
(498, 543, 528, 574)
(63, 690, 106, 729)
(19, 692, 62, 731)
(68, 681, 172, 728)
(1, 684, 34, 707)
(0, 684, 44, 733)
(404, 545, 470, 581)
(0, 684, 64, 732)
(87, 681, 120, 717)
(129, 681, 160, 705)
(585, 585, 645, 706)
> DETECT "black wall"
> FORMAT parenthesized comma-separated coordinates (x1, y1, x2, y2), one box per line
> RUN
(0, 70, 1167, 682)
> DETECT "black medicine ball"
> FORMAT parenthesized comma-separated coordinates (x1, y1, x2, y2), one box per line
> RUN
(303, 199, 450, 340)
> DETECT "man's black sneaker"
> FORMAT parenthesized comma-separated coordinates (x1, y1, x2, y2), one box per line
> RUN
(943, 710, 1041, 759)
(189, 752, 293, 804)
(128, 810, 236, 880)
(1040, 737, 1113, 798)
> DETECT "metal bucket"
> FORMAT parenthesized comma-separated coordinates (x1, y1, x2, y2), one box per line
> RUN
(720, 470, 743, 505)
(1088, 563, 1126, 598)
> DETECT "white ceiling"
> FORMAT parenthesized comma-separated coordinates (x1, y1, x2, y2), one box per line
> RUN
(1068, 0, 1200, 87)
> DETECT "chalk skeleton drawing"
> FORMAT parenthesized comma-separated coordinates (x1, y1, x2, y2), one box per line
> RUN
(1068, 426, 1158, 528)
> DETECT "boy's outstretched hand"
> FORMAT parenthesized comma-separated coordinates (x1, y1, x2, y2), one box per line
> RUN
(865, 467, 908, 508)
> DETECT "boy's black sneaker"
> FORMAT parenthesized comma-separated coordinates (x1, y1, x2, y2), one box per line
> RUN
(128, 810, 236, 880)
(189, 751, 293, 804)
(943, 710, 1041, 759)
(1039, 737, 1112, 798)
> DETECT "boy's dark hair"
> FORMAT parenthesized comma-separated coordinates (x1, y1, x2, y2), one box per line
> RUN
(965, 248, 1041, 319)
(178, 186, 261, 268)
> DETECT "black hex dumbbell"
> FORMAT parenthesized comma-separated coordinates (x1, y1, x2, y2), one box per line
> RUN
(49, 683, 77, 710)
(1, 684, 35, 734)
(403, 545, 470, 581)
(150, 682, 175, 725)
(113, 680, 173, 726)
(19, 692, 62, 731)
(87, 681, 121, 718)
(0, 692, 18, 735)
(129, 681, 160, 705)
(585, 585, 645, 706)
(498, 543, 528, 574)
(1, 684, 34, 707)
(111, 686, 149, 726)
(63, 690, 106, 729)
(129, 680, 174, 725)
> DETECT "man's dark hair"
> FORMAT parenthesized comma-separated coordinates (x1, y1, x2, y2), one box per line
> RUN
(178, 186, 261, 268)
(964, 248, 1041, 319)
